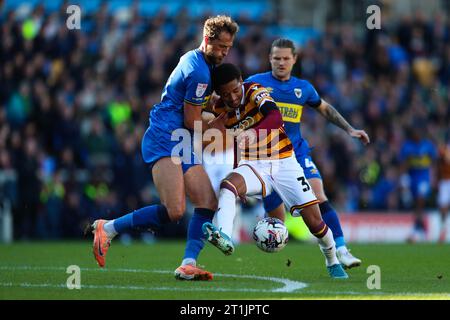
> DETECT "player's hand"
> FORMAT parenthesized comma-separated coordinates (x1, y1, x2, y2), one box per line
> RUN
(208, 112, 227, 133)
(201, 111, 216, 122)
(237, 129, 257, 149)
(208, 92, 220, 109)
(349, 129, 370, 145)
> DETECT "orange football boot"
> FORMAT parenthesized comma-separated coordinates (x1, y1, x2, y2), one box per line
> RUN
(91, 220, 111, 268)
(174, 264, 213, 281)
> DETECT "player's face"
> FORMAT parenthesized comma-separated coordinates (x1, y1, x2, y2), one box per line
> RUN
(270, 47, 297, 81)
(217, 79, 242, 109)
(205, 32, 234, 65)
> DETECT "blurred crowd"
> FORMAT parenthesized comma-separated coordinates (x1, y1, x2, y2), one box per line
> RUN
(0, 2, 449, 239)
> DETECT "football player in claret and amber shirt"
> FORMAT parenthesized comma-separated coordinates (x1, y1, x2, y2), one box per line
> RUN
(202, 63, 349, 279)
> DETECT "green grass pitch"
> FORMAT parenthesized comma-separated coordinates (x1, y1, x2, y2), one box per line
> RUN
(0, 241, 449, 300)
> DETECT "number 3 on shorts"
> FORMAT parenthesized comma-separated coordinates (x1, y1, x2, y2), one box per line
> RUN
(297, 176, 311, 192)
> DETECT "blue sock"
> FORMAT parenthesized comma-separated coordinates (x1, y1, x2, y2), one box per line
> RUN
(183, 208, 215, 261)
(319, 201, 345, 248)
(113, 204, 170, 233)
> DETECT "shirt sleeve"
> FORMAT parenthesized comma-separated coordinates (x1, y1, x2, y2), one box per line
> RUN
(305, 81, 322, 108)
(184, 70, 210, 106)
(250, 86, 275, 111)
(245, 75, 255, 82)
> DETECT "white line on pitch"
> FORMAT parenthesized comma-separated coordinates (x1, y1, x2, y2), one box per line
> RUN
(0, 265, 308, 293)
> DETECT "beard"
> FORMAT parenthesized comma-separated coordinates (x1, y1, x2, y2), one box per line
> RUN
(206, 53, 223, 65)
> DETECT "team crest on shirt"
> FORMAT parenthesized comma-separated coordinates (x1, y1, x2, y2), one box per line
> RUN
(196, 83, 208, 97)
(294, 88, 302, 99)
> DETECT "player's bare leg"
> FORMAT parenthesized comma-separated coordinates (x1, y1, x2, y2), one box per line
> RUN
(268, 179, 361, 269)
(152, 157, 187, 222)
(269, 203, 286, 222)
(184, 165, 218, 212)
(174, 165, 218, 280)
(309, 178, 361, 269)
(86, 157, 185, 268)
(301, 204, 348, 279)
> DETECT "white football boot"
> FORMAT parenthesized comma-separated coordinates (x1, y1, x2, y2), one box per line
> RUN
(336, 247, 362, 269)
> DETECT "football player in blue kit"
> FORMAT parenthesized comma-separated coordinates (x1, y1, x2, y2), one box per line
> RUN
(399, 126, 437, 242)
(247, 38, 370, 269)
(86, 16, 239, 280)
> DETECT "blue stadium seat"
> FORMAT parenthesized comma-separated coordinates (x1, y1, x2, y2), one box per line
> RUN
(138, 1, 161, 17)
(185, 1, 209, 19)
(107, 0, 132, 14)
(267, 26, 321, 46)
(3, 0, 272, 20)
(43, 0, 63, 12)
(4, 0, 39, 12)
(72, 0, 102, 15)
(211, 2, 271, 20)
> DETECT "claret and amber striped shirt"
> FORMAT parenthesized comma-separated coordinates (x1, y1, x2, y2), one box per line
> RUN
(212, 82, 293, 162)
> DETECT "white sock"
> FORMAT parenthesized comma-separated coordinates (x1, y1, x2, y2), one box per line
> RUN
(181, 258, 196, 266)
(215, 188, 237, 238)
(317, 229, 339, 266)
(103, 220, 118, 238)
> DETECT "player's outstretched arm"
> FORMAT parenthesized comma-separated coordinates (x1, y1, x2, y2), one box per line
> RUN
(185, 101, 227, 133)
(316, 99, 370, 145)
(184, 102, 204, 130)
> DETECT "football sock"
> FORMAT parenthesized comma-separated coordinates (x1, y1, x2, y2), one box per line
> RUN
(319, 201, 345, 248)
(308, 220, 339, 266)
(308, 220, 329, 238)
(103, 221, 118, 238)
(109, 204, 170, 234)
(183, 208, 215, 261)
(318, 229, 339, 266)
(215, 188, 237, 237)
(181, 258, 196, 266)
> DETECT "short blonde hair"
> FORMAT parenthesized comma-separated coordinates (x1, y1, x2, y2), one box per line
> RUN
(203, 15, 239, 40)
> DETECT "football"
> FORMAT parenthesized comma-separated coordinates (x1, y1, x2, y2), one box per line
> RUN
(253, 217, 289, 253)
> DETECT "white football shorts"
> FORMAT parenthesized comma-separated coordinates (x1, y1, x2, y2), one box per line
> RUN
(233, 154, 319, 216)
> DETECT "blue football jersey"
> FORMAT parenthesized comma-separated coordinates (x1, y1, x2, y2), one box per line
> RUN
(246, 72, 321, 156)
(141, 49, 213, 166)
(150, 49, 213, 132)
(399, 139, 437, 176)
